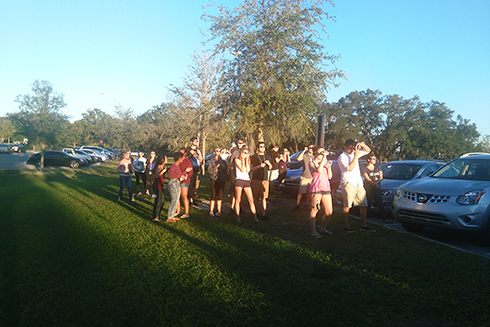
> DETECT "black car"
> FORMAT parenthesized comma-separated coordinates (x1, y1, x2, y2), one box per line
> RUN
(27, 150, 89, 169)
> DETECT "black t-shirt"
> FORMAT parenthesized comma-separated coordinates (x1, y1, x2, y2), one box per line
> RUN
(362, 165, 381, 190)
(269, 149, 281, 170)
(251, 153, 271, 180)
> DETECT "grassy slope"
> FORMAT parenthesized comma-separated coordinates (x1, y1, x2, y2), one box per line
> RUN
(0, 164, 489, 327)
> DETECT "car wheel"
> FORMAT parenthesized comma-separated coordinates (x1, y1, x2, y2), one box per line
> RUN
(401, 221, 426, 233)
(70, 161, 80, 169)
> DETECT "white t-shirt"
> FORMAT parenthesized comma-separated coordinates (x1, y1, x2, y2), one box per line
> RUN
(338, 150, 368, 187)
(133, 157, 147, 173)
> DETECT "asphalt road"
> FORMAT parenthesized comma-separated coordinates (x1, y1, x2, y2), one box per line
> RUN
(2, 152, 490, 259)
(345, 209, 490, 260)
(0, 152, 37, 170)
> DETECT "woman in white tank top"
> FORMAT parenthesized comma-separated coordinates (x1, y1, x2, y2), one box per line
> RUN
(234, 147, 260, 224)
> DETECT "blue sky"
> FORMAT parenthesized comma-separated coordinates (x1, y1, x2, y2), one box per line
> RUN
(1, 0, 489, 137)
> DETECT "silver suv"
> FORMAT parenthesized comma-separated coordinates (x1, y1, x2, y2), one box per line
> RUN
(393, 154, 490, 243)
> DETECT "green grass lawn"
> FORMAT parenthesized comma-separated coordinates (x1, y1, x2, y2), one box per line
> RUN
(1, 163, 489, 327)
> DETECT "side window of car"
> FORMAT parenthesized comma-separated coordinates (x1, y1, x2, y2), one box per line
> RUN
(424, 165, 438, 176)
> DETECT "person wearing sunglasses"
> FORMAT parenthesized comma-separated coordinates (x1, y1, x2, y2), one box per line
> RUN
(208, 148, 228, 218)
(362, 154, 391, 224)
(293, 144, 315, 211)
(228, 138, 247, 214)
(338, 139, 375, 232)
(234, 147, 261, 224)
(145, 151, 157, 197)
(251, 142, 273, 221)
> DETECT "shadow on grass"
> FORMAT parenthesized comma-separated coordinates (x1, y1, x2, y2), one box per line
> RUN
(1, 168, 489, 326)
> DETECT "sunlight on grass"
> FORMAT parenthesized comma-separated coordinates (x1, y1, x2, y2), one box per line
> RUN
(1, 165, 489, 326)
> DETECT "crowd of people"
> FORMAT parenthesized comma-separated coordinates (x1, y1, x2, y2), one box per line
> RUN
(116, 137, 382, 238)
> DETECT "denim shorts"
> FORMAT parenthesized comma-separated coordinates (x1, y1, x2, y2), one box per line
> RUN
(181, 183, 190, 188)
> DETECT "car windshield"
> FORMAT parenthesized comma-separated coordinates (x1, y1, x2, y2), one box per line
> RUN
(432, 158, 490, 181)
(381, 163, 423, 180)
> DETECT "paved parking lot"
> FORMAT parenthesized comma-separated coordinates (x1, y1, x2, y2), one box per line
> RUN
(0, 152, 36, 170)
(345, 209, 490, 259)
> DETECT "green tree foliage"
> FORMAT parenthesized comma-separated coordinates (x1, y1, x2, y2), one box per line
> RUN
(137, 103, 183, 153)
(202, 0, 344, 148)
(324, 90, 481, 161)
(10, 80, 69, 149)
(0, 118, 16, 143)
(167, 51, 233, 156)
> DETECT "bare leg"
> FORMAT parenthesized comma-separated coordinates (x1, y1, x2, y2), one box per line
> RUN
(309, 194, 320, 236)
(359, 206, 368, 227)
(181, 187, 190, 215)
(243, 187, 258, 221)
(235, 186, 242, 221)
(296, 193, 303, 206)
(210, 200, 215, 215)
(217, 200, 222, 214)
(343, 206, 351, 229)
(262, 197, 267, 215)
(320, 194, 333, 233)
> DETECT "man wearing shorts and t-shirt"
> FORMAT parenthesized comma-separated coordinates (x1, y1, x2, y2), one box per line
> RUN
(338, 139, 375, 233)
(251, 142, 272, 220)
(293, 144, 315, 211)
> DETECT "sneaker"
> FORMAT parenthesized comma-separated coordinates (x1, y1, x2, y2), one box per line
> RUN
(254, 220, 263, 224)
(360, 226, 376, 232)
(320, 229, 333, 235)
(131, 196, 135, 202)
(138, 192, 142, 196)
(180, 214, 190, 219)
(209, 213, 215, 218)
(152, 194, 157, 198)
(215, 212, 222, 218)
(146, 190, 150, 195)
(311, 233, 323, 239)
(152, 217, 159, 222)
(344, 227, 355, 233)
(118, 197, 123, 202)
(292, 205, 300, 211)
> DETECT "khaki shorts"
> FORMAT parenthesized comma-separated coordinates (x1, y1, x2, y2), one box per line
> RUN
(251, 179, 269, 200)
(341, 182, 368, 208)
(298, 177, 312, 194)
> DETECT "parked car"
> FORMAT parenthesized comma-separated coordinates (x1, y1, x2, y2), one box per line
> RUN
(63, 148, 94, 163)
(80, 148, 109, 162)
(11, 143, 26, 153)
(375, 160, 446, 212)
(27, 150, 90, 168)
(393, 154, 490, 243)
(80, 146, 114, 160)
(0, 143, 13, 154)
(75, 149, 101, 163)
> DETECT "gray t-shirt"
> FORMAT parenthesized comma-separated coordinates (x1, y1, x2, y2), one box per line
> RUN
(301, 153, 314, 179)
